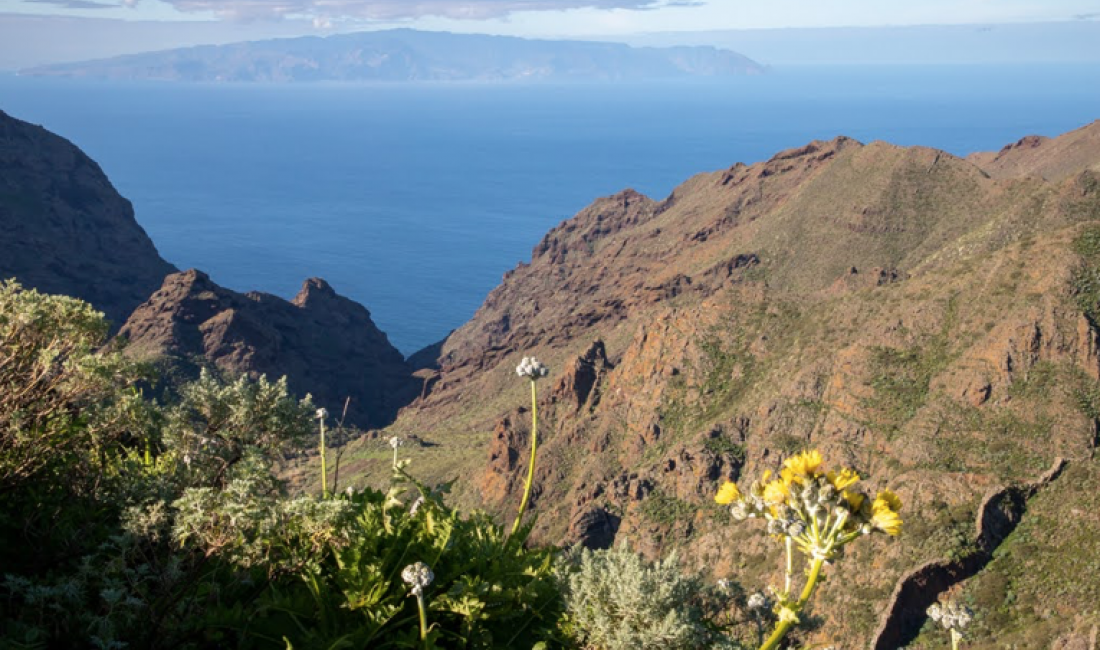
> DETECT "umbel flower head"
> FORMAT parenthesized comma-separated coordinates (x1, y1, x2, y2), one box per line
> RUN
(401, 562, 434, 597)
(388, 436, 403, 450)
(516, 356, 549, 380)
(715, 449, 903, 560)
(928, 601, 973, 632)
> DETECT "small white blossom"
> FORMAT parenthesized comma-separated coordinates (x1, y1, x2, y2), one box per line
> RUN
(410, 496, 425, 515)
(401, 562, 434, 597)
(345, 485, 355, 497)
(316, 408, 328, 419)
(515, 356, 549, 380)
(388, 436, 403, 450)
(747, 592, 768, 611)
(928, 601, 973, 631)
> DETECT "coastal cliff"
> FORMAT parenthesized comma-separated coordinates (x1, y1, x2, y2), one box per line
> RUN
(0, 109, 176, 328)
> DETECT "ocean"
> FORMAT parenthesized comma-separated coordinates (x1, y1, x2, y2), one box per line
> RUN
(1, 65, 1098, 355)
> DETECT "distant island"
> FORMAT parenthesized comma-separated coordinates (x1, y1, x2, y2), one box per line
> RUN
(19, 28, 765, 83)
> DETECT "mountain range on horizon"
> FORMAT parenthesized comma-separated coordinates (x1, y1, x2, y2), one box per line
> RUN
(4, 107, 1100, 647)
(17, 29, 765, 83)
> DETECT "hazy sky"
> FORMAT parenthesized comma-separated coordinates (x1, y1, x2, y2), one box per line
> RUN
(3, 0, 1099, 34)
(1, 0, 1098, 69)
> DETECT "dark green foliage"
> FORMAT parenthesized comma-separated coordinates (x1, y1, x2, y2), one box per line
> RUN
(0, 283, 564, 649)
(1071, 225, 1100, 325)
(220, 478, 563, 649)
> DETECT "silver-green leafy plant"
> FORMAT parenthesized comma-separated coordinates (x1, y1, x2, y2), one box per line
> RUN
(558, 545, 736, 650)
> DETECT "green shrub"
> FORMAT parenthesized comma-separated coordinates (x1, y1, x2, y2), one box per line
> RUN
(0, 279, 148, 493)
(185, 470, 564, 649)
(557, 545, 736, 650)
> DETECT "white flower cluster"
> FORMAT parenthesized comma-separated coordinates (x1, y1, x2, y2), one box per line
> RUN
(746, 592, 769, 611)
(316, 408, 328, 420)
(388, 436, 403, 450)
(927, 601, 973, 631)
(401, 561, 434, 597)
(515, 356, 549, 380)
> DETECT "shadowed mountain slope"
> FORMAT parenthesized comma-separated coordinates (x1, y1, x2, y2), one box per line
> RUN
(0, 109, 176, 327)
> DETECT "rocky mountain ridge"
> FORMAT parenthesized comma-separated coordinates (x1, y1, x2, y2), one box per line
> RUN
(365, 119, 1100, 649)
(0, 109, 416, 428)
(119, 269, 418, 428)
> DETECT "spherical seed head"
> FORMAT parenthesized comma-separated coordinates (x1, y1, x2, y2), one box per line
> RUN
(747, 592, 767, 610)
(401, 562, 434, 596)
(316, 408, 328, 419)
(516, 356, 549, 380)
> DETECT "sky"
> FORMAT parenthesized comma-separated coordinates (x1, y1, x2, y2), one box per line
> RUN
(4, 0, 1100, 34)
(1, 0, 1099, 68)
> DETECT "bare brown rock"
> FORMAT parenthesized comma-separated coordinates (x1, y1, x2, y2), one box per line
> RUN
(120, 269, 417, 428)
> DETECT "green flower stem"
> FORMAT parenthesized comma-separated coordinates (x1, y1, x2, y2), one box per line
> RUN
(509, 379, 539, 538)
(758, 557, 826, 650)
(951, 629, 962, 650)
(416, 593, 429, 646)
(319, 419, 329, 499)
(784, 536, 793, 596)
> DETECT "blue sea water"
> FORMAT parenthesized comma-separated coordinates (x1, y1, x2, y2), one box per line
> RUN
(1, 65, 1098, 354)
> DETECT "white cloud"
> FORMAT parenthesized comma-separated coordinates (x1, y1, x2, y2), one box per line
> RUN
(152, 0, 689, 22)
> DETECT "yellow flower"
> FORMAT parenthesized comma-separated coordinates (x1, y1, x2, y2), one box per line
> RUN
(871, 489, 903, 536)
(783, 449, 824, 479)
(715, 480, 741, 505)
(763, 477, 790, 504)
(873, 489, 902, 513)
(828, 468, 860, 491)
(843, 490, 866, 512)
(871, 507, 903, 536)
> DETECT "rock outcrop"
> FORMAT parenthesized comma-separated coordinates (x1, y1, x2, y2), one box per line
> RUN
(120, 269, 418, 428)
(370, 121, 1100, 648)
(0, 109, 175, 327)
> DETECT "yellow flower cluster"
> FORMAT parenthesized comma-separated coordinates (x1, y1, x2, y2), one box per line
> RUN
(715, 450, 902, 560)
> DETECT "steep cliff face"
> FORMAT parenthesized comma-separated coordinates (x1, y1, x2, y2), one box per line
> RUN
(120, 269, 418, 428)
(0, 109, 176, 327)
(368, 122, 1100, 648)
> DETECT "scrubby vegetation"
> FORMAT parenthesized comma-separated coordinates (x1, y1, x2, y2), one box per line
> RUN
(1, 280, 916, 649)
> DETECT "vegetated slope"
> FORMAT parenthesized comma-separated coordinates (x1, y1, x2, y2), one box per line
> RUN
(967, 119, 1100, 181)
(341, 122, 1100, 648)
(21, 29, 764, 82)
(119, 269, 419, 429)
(0, 109, 176, 328)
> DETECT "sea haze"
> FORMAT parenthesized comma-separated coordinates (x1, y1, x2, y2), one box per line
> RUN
(1, 64, 1098, 355)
